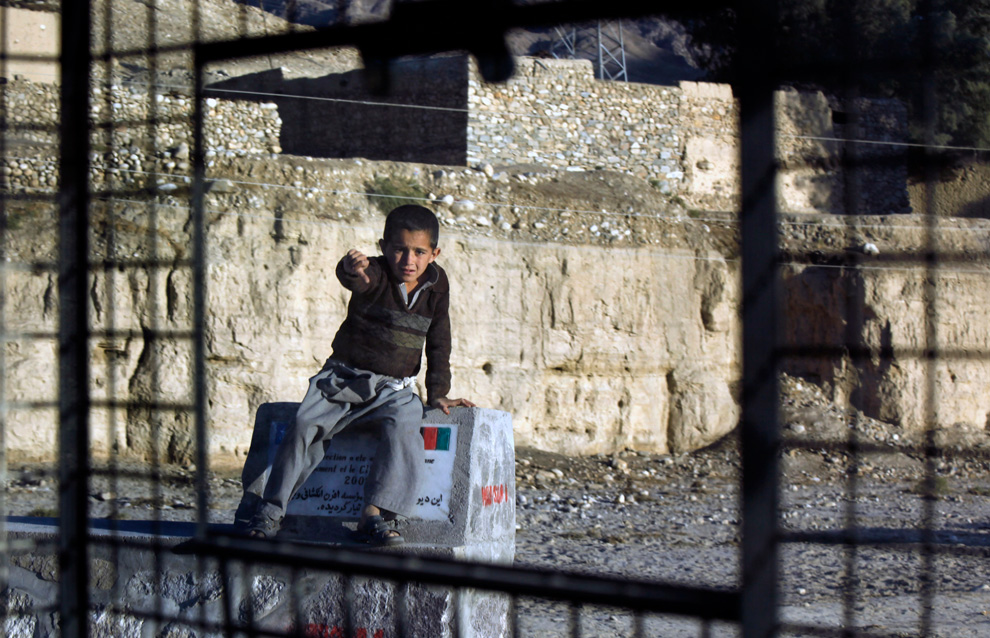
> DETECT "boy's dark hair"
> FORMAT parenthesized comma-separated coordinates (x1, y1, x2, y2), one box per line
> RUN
(383, 204, 440, 248)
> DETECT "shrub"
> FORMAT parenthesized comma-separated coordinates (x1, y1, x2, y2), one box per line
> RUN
(365, 175, 429, 214)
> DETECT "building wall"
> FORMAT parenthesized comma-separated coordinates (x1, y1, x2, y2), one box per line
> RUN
(0, 7, 58, 84)
(207, 56, 469, 166)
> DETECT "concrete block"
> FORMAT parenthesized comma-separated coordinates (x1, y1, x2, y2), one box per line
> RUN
(3, 517, 512, 638)
(1, 408, 515, 637)
(237, 405, 515, 564)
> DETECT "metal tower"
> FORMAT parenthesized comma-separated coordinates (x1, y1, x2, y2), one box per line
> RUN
(550, 20, 628, 81)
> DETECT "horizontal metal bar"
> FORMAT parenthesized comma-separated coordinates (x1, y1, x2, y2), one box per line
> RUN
(112, 606, 284, 638)
(780, 528, 990, 552)
(5, 399, 195, 412)
(1, 328, 196, 341)
(179, 535, 742, 621)
(779, 345, 990, 364)
(780, 438, 990, 459)
(89, 114, 208, 131)
(779, 250, 990, 268)
(0, 259, 196, 275)
(0, 191, 58, 204)
(780, 621, 915, 638)
(0, 52, 60, 63)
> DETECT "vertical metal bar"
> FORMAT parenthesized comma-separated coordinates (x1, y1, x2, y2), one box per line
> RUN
(58, 1, 92, 637)
(343, 573, 355, 638)
(737, 1, 780, 638)
(596, 21, 604, 80)
(290, 566, 305, 637)
(917, 1, 940, 634)
(451, 587, 462, 638)
(617, 21, 627, 82)
(192, 28, 210, 544)
(396, 580, 409, 637)
(835, 2, 865, 632)
(0, 5, 9, 630)
(509, 595, 519, 638)
(632, 610, 644, 638)
(218, 553, 236, 635)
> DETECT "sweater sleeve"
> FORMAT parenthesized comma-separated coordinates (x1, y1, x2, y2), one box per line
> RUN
(335, 254, 384, 292)
(424, 288, 452, 404)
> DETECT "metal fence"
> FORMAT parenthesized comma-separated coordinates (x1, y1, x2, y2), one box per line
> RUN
(1, 0, 987, 636)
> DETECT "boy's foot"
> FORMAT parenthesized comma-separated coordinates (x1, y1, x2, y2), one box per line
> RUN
(356, 515, 404, 547)
(246, 513, 282, 539)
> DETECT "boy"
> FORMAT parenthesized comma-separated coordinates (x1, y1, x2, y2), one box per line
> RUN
(246, 204, 475, 544)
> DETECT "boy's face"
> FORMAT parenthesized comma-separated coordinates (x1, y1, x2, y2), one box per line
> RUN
(379, 229, 440, 289)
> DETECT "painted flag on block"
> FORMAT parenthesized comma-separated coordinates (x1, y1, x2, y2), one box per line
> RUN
(421, 426, 451, 451)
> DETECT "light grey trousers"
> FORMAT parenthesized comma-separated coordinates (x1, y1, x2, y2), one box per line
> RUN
(256, 359, 426, 522)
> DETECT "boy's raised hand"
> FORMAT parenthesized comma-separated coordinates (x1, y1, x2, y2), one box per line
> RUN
(343, 249, 371, 284)
(430, 397, 477, 415)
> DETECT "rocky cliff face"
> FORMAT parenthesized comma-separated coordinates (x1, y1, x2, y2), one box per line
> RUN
(8, 153, 990, 465)
(3, 153, 742, 465)
(780, 215, 990, 438)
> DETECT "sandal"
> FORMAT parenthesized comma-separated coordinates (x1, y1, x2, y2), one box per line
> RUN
(246, 513, 282, 539)
(355, 515, 404, 547)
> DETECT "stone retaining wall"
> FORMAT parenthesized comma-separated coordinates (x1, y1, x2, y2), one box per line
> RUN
(468, 57, 909, 215)
(2, 79, 281, 192)
(467, 59, 717, 192)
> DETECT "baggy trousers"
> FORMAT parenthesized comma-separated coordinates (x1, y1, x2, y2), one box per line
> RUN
(255, 359, 426, 522)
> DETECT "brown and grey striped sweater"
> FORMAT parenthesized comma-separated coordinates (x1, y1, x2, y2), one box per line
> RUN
(329, 255, 452, 403)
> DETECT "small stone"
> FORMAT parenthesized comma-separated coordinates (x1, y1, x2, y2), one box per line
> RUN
(452, 199, 476, 214)
(172, 143, 190, 160)
(207, 179, 236, 193)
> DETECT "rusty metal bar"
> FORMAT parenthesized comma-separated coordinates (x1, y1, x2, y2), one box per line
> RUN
(736, 1, 781, 637)
(57, 0, 93, 636)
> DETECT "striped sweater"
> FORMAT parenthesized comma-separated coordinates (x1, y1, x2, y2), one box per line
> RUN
(330, 255, 452, 403)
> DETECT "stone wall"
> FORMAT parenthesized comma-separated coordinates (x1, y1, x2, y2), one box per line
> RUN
(206, 56, 468, 165)
(467, 59, 726, 195)
(469, 59, 910, 216)
(3, 78, 282, 157)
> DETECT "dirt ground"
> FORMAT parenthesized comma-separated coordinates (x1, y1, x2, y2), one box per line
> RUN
(4, 374, 990, 635)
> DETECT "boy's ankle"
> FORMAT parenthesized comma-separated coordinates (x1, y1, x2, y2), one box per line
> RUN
(361, 504, 381, 520)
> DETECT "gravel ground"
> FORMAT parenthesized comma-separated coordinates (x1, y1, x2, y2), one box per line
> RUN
(4, 377, 990, 636)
